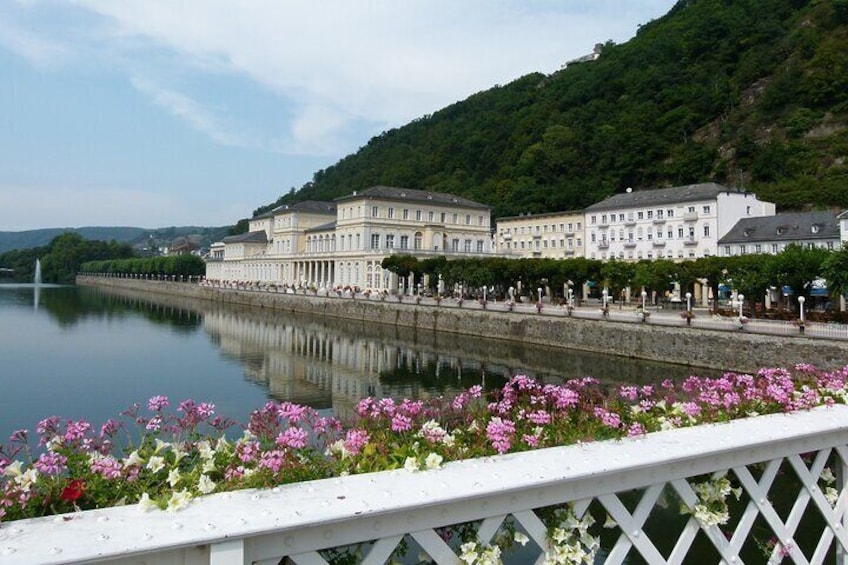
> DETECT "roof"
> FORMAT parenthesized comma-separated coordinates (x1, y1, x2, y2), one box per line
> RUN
(222, 230, 268, 244)
(335, 186, 489, 209)
(584, 183, 745, 212)
(254, 201, 337, 219)
(304, 221, 337, 233)
(497, 210, 584, 223)
(718, 210, 840, 245)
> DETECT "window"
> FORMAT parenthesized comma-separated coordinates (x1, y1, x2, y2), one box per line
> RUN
(386, 234, 395, 249)
(441, 212, 447, 223)
(400, 235, 409, 249)
(667, 228, 673, 239)
(724, 246, 731, 255)
(746, 206, 751, 214)
(637, 228, 643, 240)
(371, 206, 379, 218)
(755, 244, 762, 253)
(601, 214, 607, 224)
(591, 233, 596, 243)
(466, 215, 471, 225)
(591, 215, 597, 225)
(370, 234, 380, 249)
(740, 245, 747, 255)
(543, 240, 548, 248)
(416, 210, 422, 221)
(628, 232, 634, 242)
(646, 210, 652, 219)
(678, 227, 684, 238)
(703, 205, 711, 214)
(476, 240, 484, 253)
(688, 206, 695, 213)
(704, 225, 711, 237)
(464, 239, 472, 252)
(828, 241, 835, 250)
(577, 222, 582, 230)
(478, 216, 484, 226)
(387, 208, 394, 219)
(414, 233, 422, 250)
(452, 238, 459, 252)
(657, 210, 664, 219)
(576, 238, 582, 246)
(567, 223, 573, 232)
(355, 234, 360, 249)
(428, 211, 434, 222)
(667, 209, 674, 218)
(452, 213, 458, 224)
(402, 209, 409, 220)
(619, 214, 625, 221)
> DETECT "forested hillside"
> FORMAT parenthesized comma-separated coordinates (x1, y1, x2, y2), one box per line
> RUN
(257, 0, 848, 219)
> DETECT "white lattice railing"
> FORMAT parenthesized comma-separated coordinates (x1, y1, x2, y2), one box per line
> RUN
(3, 406, 848, 564)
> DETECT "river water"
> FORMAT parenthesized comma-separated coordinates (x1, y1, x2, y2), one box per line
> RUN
(0, 283, 714, 442)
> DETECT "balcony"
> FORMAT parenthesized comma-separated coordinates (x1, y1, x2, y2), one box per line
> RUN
(653, 240, 666, 247)
(624, 219, 636, 226)
(653, 217, 667, 224)
(598, 240, 610, 249)
(501, 233, 512, 240)
(683, 211, 699, 222)
(624, 241, 637, 248)
(683, 237, 698, 246)
(564, 248, 575, 255)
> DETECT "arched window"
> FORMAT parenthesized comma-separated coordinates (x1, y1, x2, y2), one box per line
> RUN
(414, 232, 423, 250)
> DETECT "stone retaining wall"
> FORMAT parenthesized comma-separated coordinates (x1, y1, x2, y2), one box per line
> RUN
(77, 276, 848, 372)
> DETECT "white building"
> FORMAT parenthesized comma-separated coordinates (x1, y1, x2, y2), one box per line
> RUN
(718, 210, 842, 256)
(583, 183, 776, 261)
(206, 186, 493, 290)
(495, 210, 585, 259)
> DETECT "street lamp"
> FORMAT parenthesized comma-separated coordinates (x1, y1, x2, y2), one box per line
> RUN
(641, 290, 647, 310)
(602, 289, 609, 313)
(798, 296, 806, 334)
(685, 292, 692, 313)
(737, 294, 745, 318)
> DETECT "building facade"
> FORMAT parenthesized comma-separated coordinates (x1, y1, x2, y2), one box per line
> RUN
(206, 186, 493, 290)
(495, 211, 585, 259)
(583, 183, 776, 261)
(718, 210, 842, 256)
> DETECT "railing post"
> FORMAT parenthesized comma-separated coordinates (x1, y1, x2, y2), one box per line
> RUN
(839, 458, 848, 564)
(210, 539, 244, 565)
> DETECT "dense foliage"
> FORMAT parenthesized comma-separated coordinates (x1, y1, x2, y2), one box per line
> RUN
(384, 243, 843, 315)
(0, 233, 135, 284)
(80, 255, 206, 278)
(256, 0, 847, 219)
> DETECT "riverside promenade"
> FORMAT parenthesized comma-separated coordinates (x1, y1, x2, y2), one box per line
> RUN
(78, 275, 848, 373)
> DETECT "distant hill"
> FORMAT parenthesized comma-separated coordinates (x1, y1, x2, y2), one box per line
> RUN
(0, 226, 231, 254)
(252, 0, 848, 219)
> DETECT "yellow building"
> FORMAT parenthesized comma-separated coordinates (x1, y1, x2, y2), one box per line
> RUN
(206, 186, 493, 290)
(495, 210, 584, 259)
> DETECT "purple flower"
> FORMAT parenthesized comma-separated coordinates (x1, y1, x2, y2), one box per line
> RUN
(259, 450, 287, 473)
(344, 429, 370, 455)
(35, 452, 67, 476)
(90, 456, 122, 480)
(594, 408, 621, 429)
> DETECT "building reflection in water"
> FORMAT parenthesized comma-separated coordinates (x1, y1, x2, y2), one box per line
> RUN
(201, 303, 718, 421)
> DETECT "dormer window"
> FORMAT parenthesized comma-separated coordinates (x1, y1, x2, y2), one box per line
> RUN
(776, 227, 784, 236)
(811, 225, 820, 234)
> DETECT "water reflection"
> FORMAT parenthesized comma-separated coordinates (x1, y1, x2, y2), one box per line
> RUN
(88, 285, 718, 419)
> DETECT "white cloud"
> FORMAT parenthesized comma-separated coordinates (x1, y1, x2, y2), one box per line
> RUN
(129, 76, 254, 149)
(0, 17, 73, 68)
(56, 0, 674, 154)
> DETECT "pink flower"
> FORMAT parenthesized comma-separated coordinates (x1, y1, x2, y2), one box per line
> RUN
(344, 429, 370, 455)
(90, 456, 122, 480)
(35, 452, 67, 476)
(391, 414, 412, 433)
(594, 408, 621, 429)
(486, 417, 516, 454)
(276, 426, 309, 449)
(147, 395, 170, 412)
(63, 420, 92, 443)
(259, 450, 287, 473)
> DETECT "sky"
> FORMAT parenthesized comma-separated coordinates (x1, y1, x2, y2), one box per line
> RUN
(0, 0, 677, 231)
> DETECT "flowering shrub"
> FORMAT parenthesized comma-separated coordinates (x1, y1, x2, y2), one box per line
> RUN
(2, 364, 848, 526)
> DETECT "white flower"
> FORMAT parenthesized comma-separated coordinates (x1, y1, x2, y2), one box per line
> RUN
(826, 486, 839, 507)
(46, 436, 63, 451)
(153, 439, 170, 454)
(137, 492, 158, 512)
(821, 467, 836, 484)
(603, 514, 618, 529)
(424, 453, 443, 470)
(196, 440, 215, 460)
(215, 436, 231, 452)
(167, 468, 181, 487)
(197, 474, 216, 494)
(404, 457, 420, 472)
(123, 450, 143, 467)
(459, 541, 479, 564)
(202, 458, 217, 473)
(146, 456, 165, 473)
(468, 420, 479, 433)
(514, 532, 530, 546)
(17, 469, 39, 492)
(2, 460, 22, 477)
(167, 489, 192, 512)
(172, 444, 187, 464)
(442, 433, 456, 447)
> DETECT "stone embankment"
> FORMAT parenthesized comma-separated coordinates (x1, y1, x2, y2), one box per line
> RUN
(77, 276, 848, 372)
